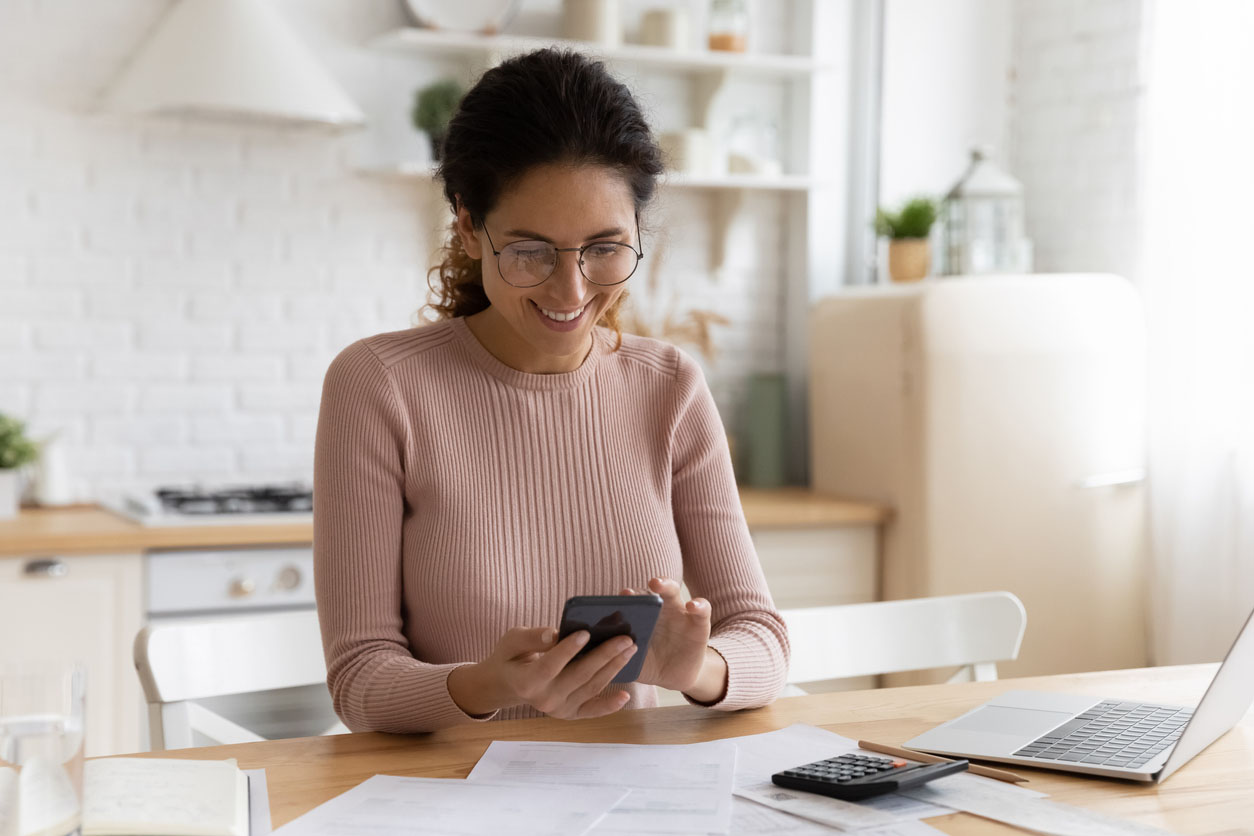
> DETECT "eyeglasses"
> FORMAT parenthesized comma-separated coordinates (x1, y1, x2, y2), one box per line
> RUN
(481, 217, 644, 288)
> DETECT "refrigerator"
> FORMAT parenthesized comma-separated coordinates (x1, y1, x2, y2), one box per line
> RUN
(809, 274, 1149, 682)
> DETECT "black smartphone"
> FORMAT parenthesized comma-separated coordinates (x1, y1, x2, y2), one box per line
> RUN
(558, 594, 663, 684)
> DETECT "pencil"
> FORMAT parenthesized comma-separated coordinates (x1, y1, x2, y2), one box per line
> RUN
(857, 739, 1029, 784)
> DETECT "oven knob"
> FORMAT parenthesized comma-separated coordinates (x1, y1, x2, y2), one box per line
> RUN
(275, 565, 302, 591)
(229, 577, 257, 598)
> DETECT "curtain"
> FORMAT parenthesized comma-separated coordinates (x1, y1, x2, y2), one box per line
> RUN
(1141, 0, 1254, 664)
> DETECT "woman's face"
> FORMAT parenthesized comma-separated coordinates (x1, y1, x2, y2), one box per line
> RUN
(457, 163, 638, 374)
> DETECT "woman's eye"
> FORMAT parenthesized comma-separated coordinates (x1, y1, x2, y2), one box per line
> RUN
(512, 246, 549, 260)
(586, 244, 621, 258)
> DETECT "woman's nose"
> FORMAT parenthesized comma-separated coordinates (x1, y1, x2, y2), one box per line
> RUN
(547, 249, 589, 302)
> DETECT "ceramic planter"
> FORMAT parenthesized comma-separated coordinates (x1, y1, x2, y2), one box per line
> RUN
(888, 238, 931, 282)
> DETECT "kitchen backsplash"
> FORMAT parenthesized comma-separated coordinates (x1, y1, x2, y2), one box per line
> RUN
(0, 0, 791, 499)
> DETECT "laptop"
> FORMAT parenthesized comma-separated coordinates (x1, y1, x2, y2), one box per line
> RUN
(905, 605, 1254, 782)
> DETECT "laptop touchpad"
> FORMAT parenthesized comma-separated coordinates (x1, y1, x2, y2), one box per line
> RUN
(950, 705, 1074, 738)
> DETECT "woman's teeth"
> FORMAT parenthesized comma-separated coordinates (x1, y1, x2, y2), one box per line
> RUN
(539, 305, 584, 322)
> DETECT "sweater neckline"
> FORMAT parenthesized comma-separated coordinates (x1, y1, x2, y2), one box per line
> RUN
(451, 316, 602, 391)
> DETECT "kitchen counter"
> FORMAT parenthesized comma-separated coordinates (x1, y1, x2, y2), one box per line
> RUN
(0, 489, 888, 557)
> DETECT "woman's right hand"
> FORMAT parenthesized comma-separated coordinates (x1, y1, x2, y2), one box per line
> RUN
(447, 626, 637, 719)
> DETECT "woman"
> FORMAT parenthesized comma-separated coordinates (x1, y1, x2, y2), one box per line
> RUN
(314, 48, 788, 732)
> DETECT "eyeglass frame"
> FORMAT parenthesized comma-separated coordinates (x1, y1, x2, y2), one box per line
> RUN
(480, 215, 644, 288)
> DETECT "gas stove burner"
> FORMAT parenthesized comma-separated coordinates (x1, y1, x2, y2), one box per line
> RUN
(153, 483, 314, 516)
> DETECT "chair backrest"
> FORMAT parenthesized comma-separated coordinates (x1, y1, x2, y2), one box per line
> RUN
(781, 591, 1026, 691)
(134, 609, 347, 750)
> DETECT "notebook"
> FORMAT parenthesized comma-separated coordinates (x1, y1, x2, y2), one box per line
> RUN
(9, 756, 249, 836)
(83, 758, 249, 836)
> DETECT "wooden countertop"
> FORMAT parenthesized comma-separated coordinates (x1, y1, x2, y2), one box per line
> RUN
(0, 505, 317, 556)
(0, 490, 889, 557)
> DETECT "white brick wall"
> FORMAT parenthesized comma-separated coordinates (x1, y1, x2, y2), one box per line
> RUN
(1, 0, 796, 498)
(1008, 0, 1147, 279)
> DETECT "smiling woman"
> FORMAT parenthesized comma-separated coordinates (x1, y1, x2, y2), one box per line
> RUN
(312, 48, 789, 733)
(458, 163, 639, 373)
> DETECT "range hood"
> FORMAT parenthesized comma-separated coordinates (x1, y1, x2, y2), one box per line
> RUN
(104, 0, 365, 129)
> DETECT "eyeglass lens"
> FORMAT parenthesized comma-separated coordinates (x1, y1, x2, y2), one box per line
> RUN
(499, 241, 638, 287)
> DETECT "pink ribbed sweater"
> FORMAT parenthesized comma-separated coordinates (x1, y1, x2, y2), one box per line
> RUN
(313, 317, 789, 732)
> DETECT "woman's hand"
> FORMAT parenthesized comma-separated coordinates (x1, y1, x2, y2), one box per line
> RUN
(623, 577, 728, 703)
(447, 626, 637, 719)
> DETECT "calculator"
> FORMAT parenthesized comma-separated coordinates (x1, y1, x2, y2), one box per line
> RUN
(771, 752, 968, 801)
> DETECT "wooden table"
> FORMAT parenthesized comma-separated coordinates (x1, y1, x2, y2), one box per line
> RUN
(129, 665, 1254, 834)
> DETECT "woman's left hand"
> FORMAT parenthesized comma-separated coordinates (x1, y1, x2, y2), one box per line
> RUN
(621, 577, 727, 702)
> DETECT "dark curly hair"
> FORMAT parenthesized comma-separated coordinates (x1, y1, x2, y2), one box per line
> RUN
(425, 48, 664, 346)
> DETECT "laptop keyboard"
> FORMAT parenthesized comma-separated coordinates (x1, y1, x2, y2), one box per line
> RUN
(1012, 700, 1194, 769)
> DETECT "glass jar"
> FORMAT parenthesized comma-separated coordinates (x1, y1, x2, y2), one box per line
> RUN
(708, 0, 748, 52)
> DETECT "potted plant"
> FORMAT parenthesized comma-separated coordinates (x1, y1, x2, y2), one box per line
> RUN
(875, 196, 938, 282)
(0, 412, 38, 519)
(411, 79, 464, 162)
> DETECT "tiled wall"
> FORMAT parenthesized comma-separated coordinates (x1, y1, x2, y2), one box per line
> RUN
(0, 0, 794, 499)
(1007, 0, 1147, 280)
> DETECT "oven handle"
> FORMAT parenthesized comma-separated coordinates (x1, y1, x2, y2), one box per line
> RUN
(23, 558, 68, 578)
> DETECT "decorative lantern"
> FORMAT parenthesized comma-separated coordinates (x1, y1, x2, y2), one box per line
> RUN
(941, 147, 1034, 275)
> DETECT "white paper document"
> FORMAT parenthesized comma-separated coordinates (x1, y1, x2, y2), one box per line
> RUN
(725, 724, 957, 829)
(900, 774, 1179, 836)
(270, 774, 628, 836)
(859, 823, 949, 836)
(735, 781, 902, 831)
(467, 739, 737, 834)
(730, 796, 946, 836)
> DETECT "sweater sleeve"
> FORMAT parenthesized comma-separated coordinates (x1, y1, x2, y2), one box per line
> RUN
(668, 350, 790, 709)
(313, 340, 497, 732)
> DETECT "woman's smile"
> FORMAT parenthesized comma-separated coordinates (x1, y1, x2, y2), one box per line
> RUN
(533, 300, 587, 330)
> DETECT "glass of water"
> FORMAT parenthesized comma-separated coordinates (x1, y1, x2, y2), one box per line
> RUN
(0, 662, 86, 836)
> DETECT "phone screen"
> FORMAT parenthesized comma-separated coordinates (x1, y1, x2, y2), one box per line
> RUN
(558, 594, 662, 684)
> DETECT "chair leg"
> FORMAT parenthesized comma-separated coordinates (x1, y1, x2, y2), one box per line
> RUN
(146, 703, 166, 751)
(972, 661, 998, 682)
(157, 702, 195, 750)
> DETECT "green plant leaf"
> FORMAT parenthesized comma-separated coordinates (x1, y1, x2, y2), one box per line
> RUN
(0, 412, 38, 470)
(412, 79, 465, 136)
(874, 195, 938, 239)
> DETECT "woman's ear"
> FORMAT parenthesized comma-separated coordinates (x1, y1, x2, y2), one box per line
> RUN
(454, 200, 484, 260)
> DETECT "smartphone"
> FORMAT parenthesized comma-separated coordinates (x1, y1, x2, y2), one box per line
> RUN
(558, 594, 663, 684)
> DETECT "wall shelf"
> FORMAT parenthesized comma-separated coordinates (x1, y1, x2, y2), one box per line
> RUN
(356, 162, 823, 193)
(368, 27, 826, 78)
(355, 162, 822, 272)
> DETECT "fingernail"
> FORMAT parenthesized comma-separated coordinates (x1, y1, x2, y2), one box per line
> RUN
(574, 630, 590, 646)
(542, 629, 556, 644)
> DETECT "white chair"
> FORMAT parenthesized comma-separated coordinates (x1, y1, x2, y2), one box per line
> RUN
(780, 591, 1027, 695)
(134, 609, 349, 750)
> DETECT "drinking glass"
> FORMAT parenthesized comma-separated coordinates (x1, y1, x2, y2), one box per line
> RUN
(0, 662, 86, 836)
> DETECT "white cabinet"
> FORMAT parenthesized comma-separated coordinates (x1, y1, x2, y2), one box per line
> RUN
(753, 527, 877, 611)
(0, 552, 144, 756)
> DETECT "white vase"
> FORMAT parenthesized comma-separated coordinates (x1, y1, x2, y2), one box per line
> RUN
(0, 469, 20, 520)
